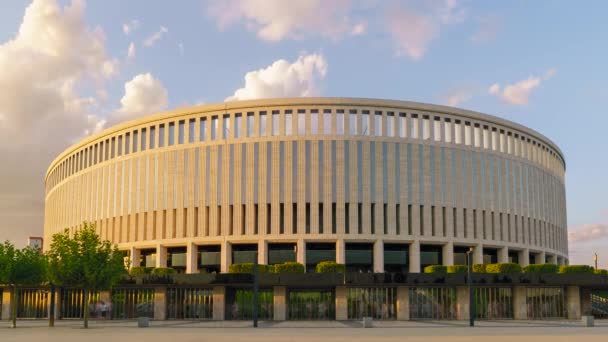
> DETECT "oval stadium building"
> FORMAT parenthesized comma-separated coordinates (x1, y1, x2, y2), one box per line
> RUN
(44, 98, 568, 273)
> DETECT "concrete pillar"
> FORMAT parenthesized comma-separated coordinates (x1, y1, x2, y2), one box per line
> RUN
(1, 288, 12, 320)
(498, 247, 509, 263)
(273, 286, 287, 320)
(396, 286, 410, 320)
(473, 243, 483, 264)
(566, 286, 581, 320)
(581, 288, 593, 316)
(335, 286, 347, 320)
(520, 249, 530, 267)
(456, 286, 470, 320)
(212, 286, 226, 320)
(538, 251, 546, 264)
(442, 242, 454, 266)
(186, 242, 198, 274)
(336, 239, 345, 264)
(258, 240, 268, 264)
(156, 244, 167, 268)
(130, 246, 141, 268)
(513, 286, 527, 320)
(154, 287, 166, 320)
(297, 239, 306, 265)
(373, 240, 384, 273)
(221, 240, 232, 273)
(548, 254, 557, 265)
(409, 240, 420, 273)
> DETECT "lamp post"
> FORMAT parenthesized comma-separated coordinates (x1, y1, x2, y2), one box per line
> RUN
(594, 253, 598, 271)
(253, 250, 259, 328)
(466, 247, 474, 327)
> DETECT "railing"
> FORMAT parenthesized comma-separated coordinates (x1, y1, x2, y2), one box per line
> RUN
(347, 287, 396, 320)
(409, 287, 456, 320)
(111, 288, 155, 319)
(526, 287, 566, 319)
(226, 288, 273, 320)
(474, 287, 513, 320)
(60, 288, 101, 319)
(17, 288, 49, 319)
(288, 289, 335, 320)
(166, 287, 213, 320)
(591, 294, 608, 319)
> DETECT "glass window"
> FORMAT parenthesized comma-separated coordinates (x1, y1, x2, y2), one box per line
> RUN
(387, 112, 395, 137)
(434, 118, 441, 142)
(125, 133, 130, 154)
(464, 122, 471, 146)
(189, 119, 195, 143)
(159, 124, 165, 147)
(141, 128, 147, 151)
(311, 109, 319, 134)
(374, 111, 382, 136)
(336, 109, 344, 135)
(117, 135, 123, 156)
(259, 111, 267, 136)
(474, 124, 481, 147)
(454, 120, 462, 144)
(285, 110, 293, 135)
(349, 110, 357, 135)
(324, 109, 332, 134)
(178, 120, 185, 144)
(492, 129, 498, 151)
(361, 110, 370, 135)
(199, 118, 207, 141)
(132, 131, 138, 152)
(223, 114, 230, 139)
(500, 131, 505, 152)
(298, 109, 306, 135)
(398, 113, 407, 138)
(422, 116, 430, 140)
(234, 113, 242, 138)
(111, 137, 116, 158)
(410, 115, 419, 139)
(483, 127, 490, 149)
(168, 122, 175, 145)
(272, 110, 280, 136)
(246, 112, 254, 137)
(211, 116, 218, 140)
(444, 119, 451, 143)
(150, 126, 156, 149)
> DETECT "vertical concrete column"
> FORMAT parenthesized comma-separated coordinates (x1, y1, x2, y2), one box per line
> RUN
(221, 241, 232, 273)
(1, 288, 12, 320)
(520, 249, 530, 267)
(473, 243, 483, 264)
(336, 239, 346, 264)
(273, 286, 287, 321)
(335, 286, 347, 320)
(130, 246, 141, 268)
(456, 286, 470, 320)
(156, 244, 167, 268)
(580, 288, 593, 316)
(373, 240, 384, 273)
(538, 251, 546, 264)
(297, 239, 306, 265)
(396, 286, 410, 320)
(548, 254, 557, 265)
(498, 247, 509, 263)
(409, 240, 420, 273)
(442, 242, 454, 266)
(154, 287, 166, 320)
(513, 286, 527, 320)
(212, 286, 226, 320)
(566, 286, 581, 320)
(186, 242, 198, 274)
(258, 240, 268, 264)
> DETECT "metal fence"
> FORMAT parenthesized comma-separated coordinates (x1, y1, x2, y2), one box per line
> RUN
(227, 288, 274, 320)
(288, 289, 335, 320)
(347, 287, 396, 320)
(409, 287, 456, 320)
(166, 287, 213, 320)
(526, 287, 566, 319)
(111, 288, 155, 319)
(474, 287, 513, 320)
(17, 288, 49, 319)
(60, 288, 101, 319)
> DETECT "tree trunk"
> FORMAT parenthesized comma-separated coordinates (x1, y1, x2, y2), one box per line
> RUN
(10, 286, 17, 328)
(49, 285, 56, 327)
(83, 290, 89, 328)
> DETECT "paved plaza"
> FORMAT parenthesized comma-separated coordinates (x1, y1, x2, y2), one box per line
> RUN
(1, 320, 607, 342)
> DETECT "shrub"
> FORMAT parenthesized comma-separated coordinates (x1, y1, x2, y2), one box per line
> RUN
(129, 266, 153, 276)
(473, 264, 486, 273)
(228, 263, 273, 273)
(523, 263, 559, 274)
(559, 265, 595, 274)
(151, 267, 176, 275)
(424, 265, 447, 274)
(595, 269, 608, 275)
(485, 263, 522, 274)
(447, 265, 468, 274)
(316, 261, 346, 273)
(273, 262, 305, 273)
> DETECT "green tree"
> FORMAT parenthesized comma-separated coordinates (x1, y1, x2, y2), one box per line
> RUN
(0, 241, 47, 328)
(47, 223, 126, 328)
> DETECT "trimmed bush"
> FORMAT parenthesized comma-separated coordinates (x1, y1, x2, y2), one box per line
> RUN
(523, 263, 559, 274)
(424, 265, 447, 274)
(151, 267, 176, 275)
(228, 263, 273, 274)
(316, 261, 346, 273)
(485, 263, 522, 274)
(273, 262, 305, 273)
(595, 269, 608, 275)
(129, 266, 153, 276)
(473, 264, 486, 273)
(447, 265, 468, 274)
(559, 265, 595, 274)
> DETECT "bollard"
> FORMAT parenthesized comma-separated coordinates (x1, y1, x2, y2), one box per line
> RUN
(581, 316, 594, 327)
(363, 317, 373, 328)
(138, 317, 150, 328)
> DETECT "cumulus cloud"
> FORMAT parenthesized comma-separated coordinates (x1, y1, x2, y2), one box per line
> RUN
(488, 69, 556, 105)
(569, 223, 608, 243)
(385, 0, 467, 60)
(225, 54, 328, 101)
(104, 73, 168, 127)
(208, 0, 366, 41)
(0, 0, 117, 244)
(443, 86, 474, 107)
(122, 19, 140, 35)
(143, 26, 168, 47)
(127, 42, 136, 60)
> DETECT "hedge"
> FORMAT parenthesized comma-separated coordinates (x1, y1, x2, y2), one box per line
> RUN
(228, 263, 273, 273)
(559, 265, 595, 274)
(316, 261, 346, 273)
(273, 262, 305, 273)
(447, 265, 468, 274)
(129, 266, 154, 275)
(424, 265, 447, 274)
(485, 263, 522, 274)
(595, 269, 608, 275)
(473, 264, 486, 273)
(151, 267, 176, 275)
(523, 263, 559, 273)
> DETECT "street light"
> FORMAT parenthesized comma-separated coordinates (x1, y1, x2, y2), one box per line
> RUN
(594, 253, 598, 270)
(466, 247, 475, 327)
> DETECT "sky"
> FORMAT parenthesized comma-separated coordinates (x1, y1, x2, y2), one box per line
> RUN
(0, 0, 607, 268)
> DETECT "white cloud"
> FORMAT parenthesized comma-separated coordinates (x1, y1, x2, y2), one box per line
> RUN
(0, 0, 117, 244)
(488, 69, 556, 106)
(443, 86, 474, 107)
(226, 54, 328, 101)
(122, 19, 140, 35)
(143, 26, 168, 47)
(127, 42, 136, 60)
(569, 223, 608, 243)
(104, 73, 168, 127)
(208, 0, 365, 41)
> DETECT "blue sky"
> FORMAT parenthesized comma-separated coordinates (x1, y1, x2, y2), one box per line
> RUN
(0, 0, 606, 267)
